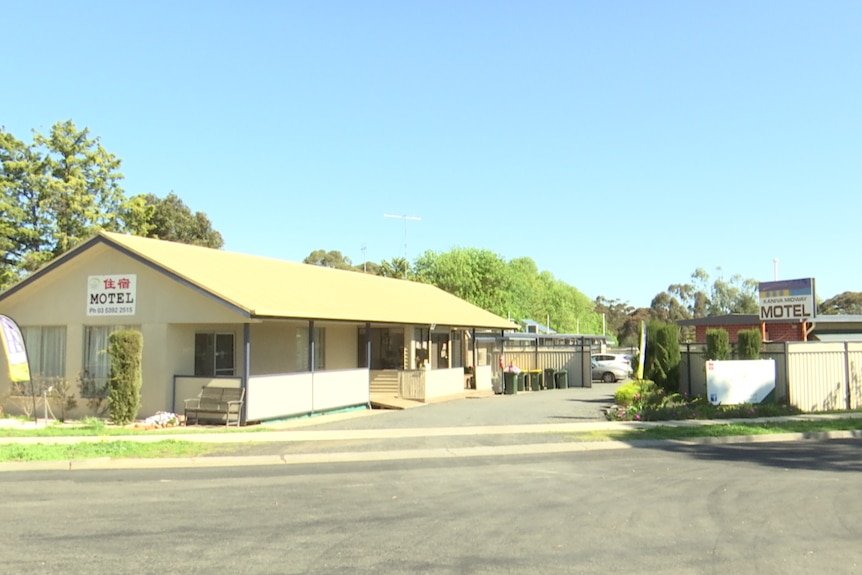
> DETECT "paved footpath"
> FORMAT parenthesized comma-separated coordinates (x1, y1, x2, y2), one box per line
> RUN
(2, 385, 862, 472)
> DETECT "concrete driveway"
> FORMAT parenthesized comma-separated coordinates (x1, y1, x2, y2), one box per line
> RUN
(293, 382, 624, 431)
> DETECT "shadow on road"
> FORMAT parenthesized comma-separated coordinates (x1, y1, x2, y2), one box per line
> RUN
(645, 437, 862, 473)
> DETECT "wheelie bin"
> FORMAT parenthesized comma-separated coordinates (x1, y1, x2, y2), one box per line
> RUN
(554, 370, 568, 389)
(543, 368, 556, 390)
(504, 372, 518, 395)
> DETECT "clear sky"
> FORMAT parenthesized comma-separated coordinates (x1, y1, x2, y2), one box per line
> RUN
(4, 1, 860, 308)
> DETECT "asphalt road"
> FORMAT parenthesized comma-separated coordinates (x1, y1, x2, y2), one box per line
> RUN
(2, 437, 861, 574)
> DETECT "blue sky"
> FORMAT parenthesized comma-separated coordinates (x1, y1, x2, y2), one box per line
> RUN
(4, 1, 860, 308)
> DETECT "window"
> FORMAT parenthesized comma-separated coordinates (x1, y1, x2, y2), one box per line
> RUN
(195, 332, 235, 376)
(296, 327, 325, 371)
(82, 325, 135, 397)
(22, 326, 66, 379)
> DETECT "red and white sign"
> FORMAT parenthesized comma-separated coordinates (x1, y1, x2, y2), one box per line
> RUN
(87, 275, 137, 316)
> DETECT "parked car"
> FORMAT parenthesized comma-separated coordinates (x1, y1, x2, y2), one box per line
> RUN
(591, 353, 633, 382)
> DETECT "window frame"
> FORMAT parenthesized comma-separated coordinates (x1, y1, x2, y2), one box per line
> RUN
(194, 331, 236, 377)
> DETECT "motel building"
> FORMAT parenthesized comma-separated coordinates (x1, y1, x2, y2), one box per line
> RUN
(0, 232, 517, 424)
(679, 278, 862, 344)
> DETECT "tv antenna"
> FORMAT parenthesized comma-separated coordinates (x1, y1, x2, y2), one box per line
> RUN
(383, 213, 421, 263)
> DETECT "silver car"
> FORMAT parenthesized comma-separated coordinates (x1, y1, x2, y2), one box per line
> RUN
(591, 353, 633, 383)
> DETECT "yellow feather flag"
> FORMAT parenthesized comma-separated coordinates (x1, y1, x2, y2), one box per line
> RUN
(0, 315, 31, 383)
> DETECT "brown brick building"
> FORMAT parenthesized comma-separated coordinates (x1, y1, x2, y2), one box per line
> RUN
(678, 314, 862, 344)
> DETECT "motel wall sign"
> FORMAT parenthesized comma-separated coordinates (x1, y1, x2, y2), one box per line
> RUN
(758, 278, 815, 321)
(87, 275, 137, 316)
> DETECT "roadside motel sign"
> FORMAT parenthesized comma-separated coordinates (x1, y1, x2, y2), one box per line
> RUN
(758, 278, 816, 321)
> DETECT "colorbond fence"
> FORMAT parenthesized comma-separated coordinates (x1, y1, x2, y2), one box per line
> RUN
(679, 341, 862, 411)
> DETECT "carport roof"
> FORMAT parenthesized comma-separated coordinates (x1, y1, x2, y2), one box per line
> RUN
(4, 232, 517, 329)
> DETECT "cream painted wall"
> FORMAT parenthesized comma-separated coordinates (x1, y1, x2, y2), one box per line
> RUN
(247, 321, 361, 374)
(250, 322, 297, 375)
(319, 323, 359, 370)
(0, 243, 249, 327)
(0, 243, 253, 418)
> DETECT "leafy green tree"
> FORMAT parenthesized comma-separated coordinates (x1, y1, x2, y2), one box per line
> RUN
(651, 267, 758, 321)
(413, 248, 514, 317)
(379, 257, 411, 279)
(0, 129, 40, 287)
(357, 260, 381, 275)
(303, 249, 354, 269)
(139, 192, 223, 248)
(594, 296, 636, 339)
(33, 120, 139, 255)
(0, 121, 149, 287)
(539, 273, 601, 334)
(650, 292, 691, 322)
(413, 248, 599, 332)
(618, 308, 651, 348)
(818, 292, 862, 315)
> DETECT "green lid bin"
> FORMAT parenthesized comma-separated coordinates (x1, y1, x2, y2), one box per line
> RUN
(503, 371, 518, 395)
(543, 368, 556, 390)
(554, 370, 568, 389)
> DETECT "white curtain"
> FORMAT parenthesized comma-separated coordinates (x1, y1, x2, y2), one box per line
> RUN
(83, 325, 135, 395)
(21, 326, 66, 380)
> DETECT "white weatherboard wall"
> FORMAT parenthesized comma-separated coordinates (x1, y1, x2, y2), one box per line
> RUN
(475, 364, 492, 391)
(312, 369, 370, 411)
(707, 360, 776, 405)
(247, 373, 313, 421)
(246, 369, 369, 422)
(425, 367, 467, 400)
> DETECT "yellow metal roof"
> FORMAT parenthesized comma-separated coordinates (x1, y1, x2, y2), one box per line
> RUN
(99, 232, 517, 329)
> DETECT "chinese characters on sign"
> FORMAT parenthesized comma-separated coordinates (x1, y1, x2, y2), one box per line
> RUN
(87, 275, 137, 316)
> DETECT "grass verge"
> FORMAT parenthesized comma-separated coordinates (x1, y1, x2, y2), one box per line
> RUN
(3, 418, 862, 464)
(0, 420, 283, 438)
(573, 418, 862, 442)
(0, 440, 223, 463)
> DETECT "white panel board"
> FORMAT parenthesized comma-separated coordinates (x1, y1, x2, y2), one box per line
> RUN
(707, 359, 776, 405)
(312, 369, 369, 411)
(246, 373, 313, 421)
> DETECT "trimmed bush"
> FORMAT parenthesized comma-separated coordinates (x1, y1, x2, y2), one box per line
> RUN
(737, 328, 762, 360)
(108, 330, 143, 425)
(705, 328, 731, 361)
(644, 321, 681, 394)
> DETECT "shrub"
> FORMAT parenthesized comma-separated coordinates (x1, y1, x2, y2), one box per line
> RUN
(107, 330, 143, 425)
(614, 381, 642, 406)
(644, 321, 681, 394)
(705, 328, 731, 360)
(47, 376, 77, 422)
(737, 329, 762, 360)
(606, 390, 803, 421)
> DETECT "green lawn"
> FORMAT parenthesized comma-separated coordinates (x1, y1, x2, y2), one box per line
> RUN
(0, 419, 276, 438)
(0, 440, 220, 462)
(573, 418, 862, 442)
(1, 418, 861, 463)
